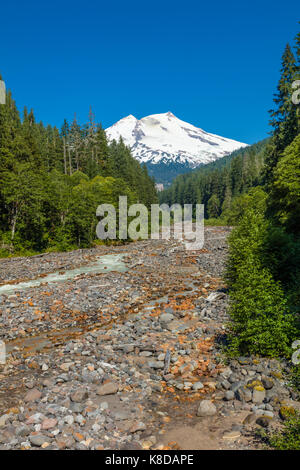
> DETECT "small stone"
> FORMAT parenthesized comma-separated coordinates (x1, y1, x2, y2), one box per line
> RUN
(224, 391, 234, 401)
(70, 402, 84, 413)
(222, 430, 241, 440)
(29, 434, 51, 447)
(192, 381, 204, 391)
(236, 387, 252, 402)
(121, 442, 143, 450)
(148, 360, 164, 369)
(220, 367, 232, 379)
(15, 425, 30, 437)
(26, 413, 45, 425)
(96, 382, 119, 396)
(70, 390, 89, 403)
(221, 380, 231, 390)
(243, 413, 257, 425)
(130, 421, 146, 433)
(60, 362, 74, 371)
(41, 418, 57, 430)
(65, 415, 74, 426)
(256, 416, 273, 428)
(261, 376, 274, 390)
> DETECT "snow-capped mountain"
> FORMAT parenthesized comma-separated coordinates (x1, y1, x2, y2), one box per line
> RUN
(105, 112, 248, 183)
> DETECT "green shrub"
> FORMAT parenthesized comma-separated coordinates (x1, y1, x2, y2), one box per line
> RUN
(222, 187, 267, 225)
(270, 134, 300, 235)
(261, 225, 300, 290)
(204, 217, 228, 226)
(225, 209, 268, 287)
(226, 207, 298, 357)
(268, 414, 300, 450)
(288, 365, 300, 395)
(227, 261, 297, 357)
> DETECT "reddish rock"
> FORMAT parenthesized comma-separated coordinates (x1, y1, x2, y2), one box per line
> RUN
(24, 389, 42, 402)
(41, 418, 57, 430)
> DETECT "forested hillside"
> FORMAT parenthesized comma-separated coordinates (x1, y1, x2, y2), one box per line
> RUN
(159, 139, 268, 219)
(0, 80, 158, 256)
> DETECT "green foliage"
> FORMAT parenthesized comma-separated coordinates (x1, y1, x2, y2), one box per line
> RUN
(227, 259, 296, 357)
(261, 225, 300, 301)
(226, 207, 298, 357)
(207, 194, 221, 218)
(204, 217, 228, 226)
(226, 209, 268, 286)
(288, 365, 300, 395)
(222, 187, 267, 225)
(269, 134, 300, 234)
(267, 414, 300, 450)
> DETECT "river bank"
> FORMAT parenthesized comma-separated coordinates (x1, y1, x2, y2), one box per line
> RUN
(0, 227, 298, 450)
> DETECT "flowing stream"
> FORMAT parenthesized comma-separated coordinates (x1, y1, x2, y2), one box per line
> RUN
(0, 254, 127, 294)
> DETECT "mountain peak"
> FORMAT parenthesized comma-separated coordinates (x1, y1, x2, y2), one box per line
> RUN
(105, 112, 248, 172)
(122, 114, 137, 121)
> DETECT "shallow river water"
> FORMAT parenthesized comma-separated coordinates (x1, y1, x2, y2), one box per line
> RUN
(0, 254, 127, 294)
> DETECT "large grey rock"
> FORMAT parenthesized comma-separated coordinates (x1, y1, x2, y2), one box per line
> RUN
(15, 425, 30, 437)
(224, 391, 235, 401)
(252, 388, 266, 404)
(148, 360, 164, 369)
(29, 434, 52, 447)
(236, 387, 252, 402)
(197, 400, 217, 417)
(70, 389, 89, 402)
(0, 414, 9, 427)
(159, 313, 174, 323)
(261, 376, 274, 390)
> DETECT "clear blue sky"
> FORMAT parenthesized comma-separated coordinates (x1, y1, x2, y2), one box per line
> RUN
(1, 0, 299, 144)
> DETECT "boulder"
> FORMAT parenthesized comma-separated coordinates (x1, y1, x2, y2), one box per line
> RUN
(197, 400, 217, 417)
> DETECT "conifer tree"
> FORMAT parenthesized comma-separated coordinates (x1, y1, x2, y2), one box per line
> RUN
(264, 44, 298, 185)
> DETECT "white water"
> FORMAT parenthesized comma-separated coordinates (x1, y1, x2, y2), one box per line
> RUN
(0, 254, 127, 294)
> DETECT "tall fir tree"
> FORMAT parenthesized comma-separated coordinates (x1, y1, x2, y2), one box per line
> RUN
(264, 44, 298, 186)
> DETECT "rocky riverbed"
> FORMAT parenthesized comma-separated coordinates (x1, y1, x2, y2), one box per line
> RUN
(0, 226, 299, 450)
